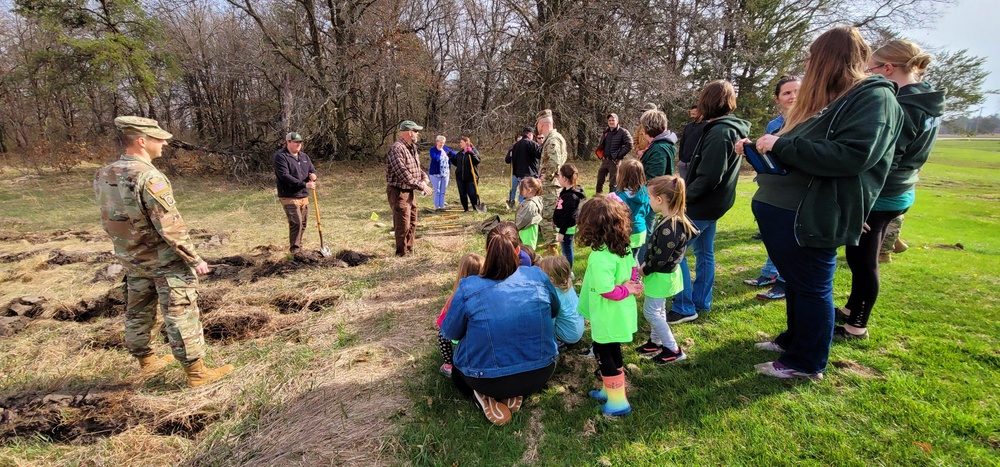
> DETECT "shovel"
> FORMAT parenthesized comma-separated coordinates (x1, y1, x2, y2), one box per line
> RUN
(311, 187, 332, 257)
(469, 153, 488, 213)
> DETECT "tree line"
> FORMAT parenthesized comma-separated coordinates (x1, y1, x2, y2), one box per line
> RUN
(0, 0, 990, 176)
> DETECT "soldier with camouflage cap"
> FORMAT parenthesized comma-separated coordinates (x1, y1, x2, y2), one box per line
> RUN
(536, 109, 567, 252)
(94, 116, 233, 387)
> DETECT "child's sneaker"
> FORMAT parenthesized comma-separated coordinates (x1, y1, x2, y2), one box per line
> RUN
(634, 340, 661, 355)
(439, 363, 453, 377)
(744, 275, 777, 287)
(756, 282, 786, 300)
(652, 347, 686, 364)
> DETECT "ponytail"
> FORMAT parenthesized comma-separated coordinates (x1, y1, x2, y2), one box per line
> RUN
(482, 221, 520, 280)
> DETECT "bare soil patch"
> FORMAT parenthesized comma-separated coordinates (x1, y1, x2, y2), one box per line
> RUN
(831, 360, 885, 379)
(0, 249, 44, 263)
(0, 229, 106, 245)
(4, 295, 48, 318)
(200, 307, 304, 342)
(53, 286, 126, 322)
(270, 292, 341, 314)
(0, 316, 32, 337)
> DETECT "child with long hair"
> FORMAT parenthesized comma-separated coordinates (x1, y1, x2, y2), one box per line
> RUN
(577, 195, 642, 416)
(538, 256, 584, 346)
(635, 176, 699, 364)
(614, 159, 651, 262)
(515, 177, 544, 249)
(435, 253, 485, 377)
(553, 164, 586, 266)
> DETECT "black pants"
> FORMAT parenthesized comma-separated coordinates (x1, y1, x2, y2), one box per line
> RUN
(593, 342, 624, 377)
(844, 208, 908, 328)
(595, 158, 620, 193)
(452, 363, 556, 400)
(455, 179, 479, 211)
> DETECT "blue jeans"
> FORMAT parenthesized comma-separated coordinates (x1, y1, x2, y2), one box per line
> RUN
(635, 210, 658, 263)
(643, 297, 678, 351)
(671, 219, 717, 316)
(752, 200, 836, 374)
(509, 175, 524, 203)
(560, 233, 575, 267)
(760, 256, 784, 283)
(430, 174, 449, 208)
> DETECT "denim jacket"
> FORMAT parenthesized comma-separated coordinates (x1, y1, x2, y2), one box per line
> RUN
(440, 266, 560, 378)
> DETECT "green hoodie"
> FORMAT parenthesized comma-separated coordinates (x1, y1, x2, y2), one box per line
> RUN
(879, 81, 946, 199)
(755, 75, 904, 248)
(684, 115, 751, 220)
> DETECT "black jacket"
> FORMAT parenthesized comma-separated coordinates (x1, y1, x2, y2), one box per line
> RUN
(450, 147, 481, 182)
(273, 148, 316, 198)
(553, 186, 586, 234)
(677, 120, 707, 164)
(506, 138, 541, 178)
(641, 216, 699, 276)
(600, 127, 633, 161)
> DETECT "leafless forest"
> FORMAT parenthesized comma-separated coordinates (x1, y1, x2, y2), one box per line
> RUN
(0, 0, 987, 174)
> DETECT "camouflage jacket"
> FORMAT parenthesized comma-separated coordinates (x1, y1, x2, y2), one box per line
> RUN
(540, 128, 567, 187)
(94, 155, 203, 274)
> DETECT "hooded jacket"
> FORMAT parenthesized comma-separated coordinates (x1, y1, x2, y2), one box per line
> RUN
(515, 196, 544, 231)
(615, 186, 651, 234)
(879, 81, 946, 198)
(684, 115, 751, 220)
(641, 131, 678, 180)
(758, 75, 904, 248)
(449, 147, 481, 182)
(553, 186, 586, 234)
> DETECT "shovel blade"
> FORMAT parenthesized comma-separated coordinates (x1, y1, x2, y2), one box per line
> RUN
(320, 246, 333, 257)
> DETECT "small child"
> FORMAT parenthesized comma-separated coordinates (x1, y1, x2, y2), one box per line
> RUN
(435, 253, 485, 377)
(636, 175, 699, 364)
(515, 177, 544, 249)
(614, 159, 650, 263)
(538, 256, 584, 347)
(577, 195, 642, 417)
(553, 164, 586, 267)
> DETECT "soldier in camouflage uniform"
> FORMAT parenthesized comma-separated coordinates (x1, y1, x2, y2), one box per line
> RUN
(94, 116, 233, 387)
(536, 109, 567, 253)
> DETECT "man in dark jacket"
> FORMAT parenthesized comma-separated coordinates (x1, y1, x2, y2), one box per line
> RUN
(505, 126, 542, 207)
(273, 132, 317, 253)
(595, 113, 633, 193)
(676, 106, 706, 179)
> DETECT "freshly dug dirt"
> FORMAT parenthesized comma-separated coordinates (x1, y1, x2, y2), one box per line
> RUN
(0, 316, 32, 337)
(201, 309, 273, 342)
(246, 249, 374, 282)
(270, 293, 340, 314)
(334, 249, 376, 267)
(46, 249, 95, 266)
(4, 295, 47, 318)
(0, 249, 44, 263)
(197, 287, 229, 314)
(0, 229, 106, 245)
(54, 285, 126, 322)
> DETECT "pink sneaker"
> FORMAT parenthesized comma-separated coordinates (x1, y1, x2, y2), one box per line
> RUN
(439, 363, 453, 377)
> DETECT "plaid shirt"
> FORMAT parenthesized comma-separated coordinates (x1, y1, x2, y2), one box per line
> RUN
(386, 138, 428, 190)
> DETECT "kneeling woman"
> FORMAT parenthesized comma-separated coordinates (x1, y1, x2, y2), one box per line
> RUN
(440, 221, 561, 425)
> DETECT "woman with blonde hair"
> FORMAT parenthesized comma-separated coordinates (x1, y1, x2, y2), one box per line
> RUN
(836, 40, 945, 340)
(738, 26, 904, 380)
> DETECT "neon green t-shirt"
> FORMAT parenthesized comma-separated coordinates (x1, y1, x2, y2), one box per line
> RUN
(519, 224, 539, 249)
(643, 268, 683, 298)
(629, 232, 644, 249)
(578, 246, 637, 344)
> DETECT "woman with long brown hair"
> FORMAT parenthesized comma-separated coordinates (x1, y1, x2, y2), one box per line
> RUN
(439, 221, 561, 425)
(738, 26, 904, 380)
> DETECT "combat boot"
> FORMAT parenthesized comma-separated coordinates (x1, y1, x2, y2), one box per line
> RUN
(184, 359, 234, 387)
(137, 354, 175, 375)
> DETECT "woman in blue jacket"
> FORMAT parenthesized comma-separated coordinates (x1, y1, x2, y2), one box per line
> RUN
(428, 135, 456, 210)
(440, 221, 560, 425)
(740, 26, 904, 380)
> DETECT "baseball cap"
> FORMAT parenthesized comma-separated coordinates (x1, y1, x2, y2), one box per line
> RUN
(399, 120, 424, 131)
(286, 132, 304, 142)
(114, 116, 172, 140)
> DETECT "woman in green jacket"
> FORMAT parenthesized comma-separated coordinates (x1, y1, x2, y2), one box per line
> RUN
(837, 40, 946, 339)
(740, 26, 904, 379)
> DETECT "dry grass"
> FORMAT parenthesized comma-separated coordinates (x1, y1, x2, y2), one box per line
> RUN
(0, 160, 483, 465)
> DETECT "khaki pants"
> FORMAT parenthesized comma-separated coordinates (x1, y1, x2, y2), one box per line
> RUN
(387, 185, 417, 256)
(280, 197, 309, 252)
(125, 267, 206, 366)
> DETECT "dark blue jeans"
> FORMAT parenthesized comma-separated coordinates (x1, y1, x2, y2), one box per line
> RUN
(561, 233, 575, 267)
(752, 200, 836, 374)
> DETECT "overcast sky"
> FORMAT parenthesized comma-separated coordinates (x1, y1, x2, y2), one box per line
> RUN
(911, 0, 999, 116)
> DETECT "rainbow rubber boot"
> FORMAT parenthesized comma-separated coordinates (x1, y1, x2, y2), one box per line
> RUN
(600, 371, 631, 416)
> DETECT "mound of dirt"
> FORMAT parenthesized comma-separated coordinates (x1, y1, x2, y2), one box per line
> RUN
(197, 287, 229, 314)
(202, 309, 273, 341)
(4, 295, 47, 318)
(86, 319, 126, 350)
(335, 249, 376, 267)
(91, 263, 124, 283)
(54, 286, 126, 322)
(0, 229, 107, 245)
(270, 293, 340, 314)
(0, 249, 44, 263)
(46, 249, 96, 266)
(0, 316, 32, 337)
(0, 387, 214, 444)
(194, 232, 230, 250)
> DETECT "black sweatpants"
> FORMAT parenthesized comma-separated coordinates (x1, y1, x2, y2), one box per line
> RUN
(452, 363, 556, 400)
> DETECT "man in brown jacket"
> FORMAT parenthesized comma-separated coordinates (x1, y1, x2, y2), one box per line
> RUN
(385, 120, 431, 256)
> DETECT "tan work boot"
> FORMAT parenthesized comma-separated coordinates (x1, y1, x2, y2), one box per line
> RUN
(878, 251, 892, 263)
(184, 359, 234, 387)
(137, 354, 175, 375)
(893, 238, 908, 254)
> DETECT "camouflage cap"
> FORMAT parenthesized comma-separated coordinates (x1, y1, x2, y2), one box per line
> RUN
(286, 132, 304, 142)
(114, 116, 173, 140)
(399, 120, 424, 131)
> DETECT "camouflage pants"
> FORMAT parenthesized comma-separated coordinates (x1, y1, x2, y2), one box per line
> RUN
(125, 269, 206, 366)
(540, 185, 561, 248)
(880, 214, 905, 254)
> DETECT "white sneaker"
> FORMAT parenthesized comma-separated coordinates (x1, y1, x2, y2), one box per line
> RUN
(754, 341, 784, 352)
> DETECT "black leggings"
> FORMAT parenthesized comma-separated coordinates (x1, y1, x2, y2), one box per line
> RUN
(455, 179, 479, 211)
(593, 342, 624, 377)
(452, 363, 556, 400)
(438, 333, 453, 365)
(844, 208, 907, 328)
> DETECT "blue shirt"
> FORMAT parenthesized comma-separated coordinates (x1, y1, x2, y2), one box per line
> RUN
(766, 115, 785, 135)
(616, 187, 651, 235)
(873, 189, 915, 211)
(429, 146, 454, 176)
(441, 266, 560, 378)
(553, 287, 584, 345)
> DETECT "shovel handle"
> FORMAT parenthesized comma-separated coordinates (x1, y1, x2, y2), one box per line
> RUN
(311, 188, 325, 250)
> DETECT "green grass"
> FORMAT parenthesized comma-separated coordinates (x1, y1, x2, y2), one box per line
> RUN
(396, 141, 1000, 465)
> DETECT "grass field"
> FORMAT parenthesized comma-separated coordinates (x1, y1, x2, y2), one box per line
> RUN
(0, 140, 997, 465)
